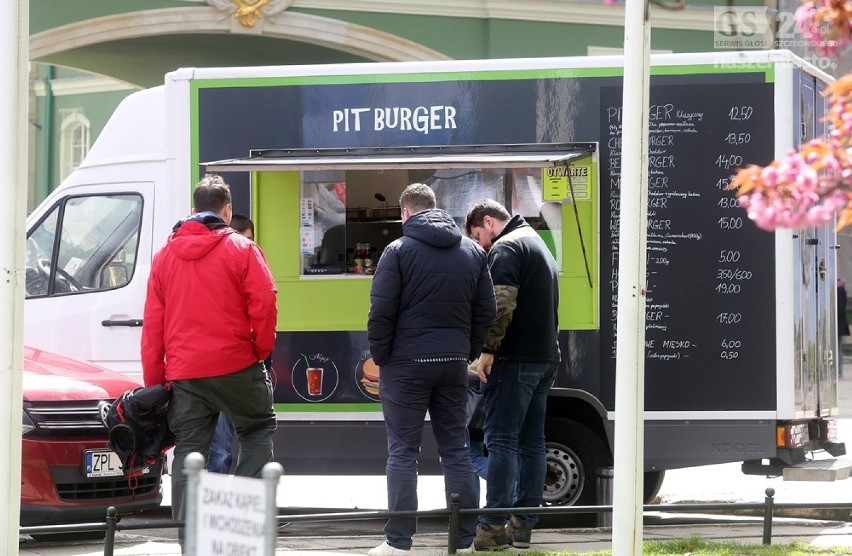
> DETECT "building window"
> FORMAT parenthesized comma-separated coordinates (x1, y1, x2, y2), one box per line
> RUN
(59, 110, 90, 180)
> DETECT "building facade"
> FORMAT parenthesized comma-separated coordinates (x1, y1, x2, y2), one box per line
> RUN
(31, 1, 844, 211)
(28, 0, 750, 210)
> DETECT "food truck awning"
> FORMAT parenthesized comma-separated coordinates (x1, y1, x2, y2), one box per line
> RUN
(200, 143, 596, 172)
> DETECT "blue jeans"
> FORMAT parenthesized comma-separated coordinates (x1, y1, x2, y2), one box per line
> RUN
(471, 436, 521, 504)
(470, 437, 488, 480)
(379, 360, 478, 550)
(480, 360, 557, 529)
(208, 412, 235, 473)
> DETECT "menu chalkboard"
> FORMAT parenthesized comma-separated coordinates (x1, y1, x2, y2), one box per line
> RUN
(600, 82, 777, 411)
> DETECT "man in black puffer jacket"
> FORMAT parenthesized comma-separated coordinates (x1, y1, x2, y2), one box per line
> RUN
(368, 183, 496, 556)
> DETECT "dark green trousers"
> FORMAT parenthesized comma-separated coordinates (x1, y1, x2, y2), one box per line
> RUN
(167, 361, 277, 526)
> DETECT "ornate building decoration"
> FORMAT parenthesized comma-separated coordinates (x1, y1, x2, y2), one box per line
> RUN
(207, 0, 292, 27)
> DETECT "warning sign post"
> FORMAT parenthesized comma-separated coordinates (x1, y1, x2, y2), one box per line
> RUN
(182, 452, 283, 556)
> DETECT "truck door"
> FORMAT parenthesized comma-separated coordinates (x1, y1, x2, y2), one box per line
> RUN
(795, 225, 836, 415)
(813, 76, 838, 417)
(24, 182, 155, 383)
(793, 71, 838, 417)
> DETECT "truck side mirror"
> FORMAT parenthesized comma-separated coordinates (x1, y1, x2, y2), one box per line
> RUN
(101, 263, 129, 288)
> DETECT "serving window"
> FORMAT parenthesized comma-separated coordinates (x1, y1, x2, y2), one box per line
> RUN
(201, 143, 595, 277)
(298, 167, 563, 276)
(299, 170, 404, 275)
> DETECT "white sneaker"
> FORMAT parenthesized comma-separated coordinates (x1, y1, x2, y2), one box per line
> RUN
(368, 540, 411, 556)
(457, 543, 476, 553)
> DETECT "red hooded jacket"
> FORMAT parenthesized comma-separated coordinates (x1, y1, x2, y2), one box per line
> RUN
(141, 216, 278, 386)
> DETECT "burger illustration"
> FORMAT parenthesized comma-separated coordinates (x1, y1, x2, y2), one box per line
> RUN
(359, 358, 380, 397)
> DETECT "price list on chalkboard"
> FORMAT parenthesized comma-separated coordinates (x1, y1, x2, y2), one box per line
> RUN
(600, 82, 777, 411)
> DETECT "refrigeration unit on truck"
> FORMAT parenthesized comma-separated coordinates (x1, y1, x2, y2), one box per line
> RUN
(23, 50, 850, 518)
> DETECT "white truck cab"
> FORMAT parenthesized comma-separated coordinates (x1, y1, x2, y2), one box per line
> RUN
(24, 88, 170, 381)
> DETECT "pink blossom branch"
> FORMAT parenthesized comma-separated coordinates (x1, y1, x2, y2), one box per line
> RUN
(731, 2, 852, 230)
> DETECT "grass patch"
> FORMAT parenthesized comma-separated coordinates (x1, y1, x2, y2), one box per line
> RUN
(523, 536, 850, 555)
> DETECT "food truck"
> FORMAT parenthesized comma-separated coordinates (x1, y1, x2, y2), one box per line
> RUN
(23, 50, 850, 517)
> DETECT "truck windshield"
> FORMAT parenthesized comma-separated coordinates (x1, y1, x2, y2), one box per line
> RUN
(26, 194, 142, 297)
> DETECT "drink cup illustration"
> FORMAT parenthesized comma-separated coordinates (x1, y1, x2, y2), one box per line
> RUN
(306, 367, 323, 396)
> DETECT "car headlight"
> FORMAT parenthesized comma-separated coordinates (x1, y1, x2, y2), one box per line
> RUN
(22, 408, 35, 436)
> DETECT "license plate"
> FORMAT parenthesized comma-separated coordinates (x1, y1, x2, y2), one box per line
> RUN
(84, 449, 124, 478)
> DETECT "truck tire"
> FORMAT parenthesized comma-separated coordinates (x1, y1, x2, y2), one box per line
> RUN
(644, 469, 666, 503)
(540, 418, 667, 526)
(542, 418, 611, 512)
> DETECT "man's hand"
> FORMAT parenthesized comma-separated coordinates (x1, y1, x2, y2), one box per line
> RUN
(476, 353, 494, 383)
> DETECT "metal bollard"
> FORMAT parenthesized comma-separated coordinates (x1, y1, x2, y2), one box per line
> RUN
(104, 506, 118, 556)
(183, 452, 206, 556)
(762, 487, 775, 545)
(596, 466, 614, 527)
(262, 461, 284, 556)
(447, 493, 460, 554)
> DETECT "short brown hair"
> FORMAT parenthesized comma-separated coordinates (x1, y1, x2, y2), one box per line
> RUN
(194, 174, 231, 214)
(464, 199, 510, 235)
(231, 213, 254, 236)
(399, 183, 436, 214)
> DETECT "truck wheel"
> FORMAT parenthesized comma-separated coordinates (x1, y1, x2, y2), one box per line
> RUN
(644, 469, 666, 503)
(542, 418, 611, 511)
(540, 418, 667, 526)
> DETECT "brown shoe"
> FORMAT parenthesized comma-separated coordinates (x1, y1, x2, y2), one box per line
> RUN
(506, 517, 532, 548)
(473, 522, 509, 551)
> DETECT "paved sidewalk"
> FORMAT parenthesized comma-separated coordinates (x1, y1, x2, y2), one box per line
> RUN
(18, 517, 852, 555)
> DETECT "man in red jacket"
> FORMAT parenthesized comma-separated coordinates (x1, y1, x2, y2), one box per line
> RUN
(142, 175, 278, 531)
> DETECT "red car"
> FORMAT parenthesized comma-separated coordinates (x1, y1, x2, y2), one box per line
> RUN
(20, 347, 163, 538)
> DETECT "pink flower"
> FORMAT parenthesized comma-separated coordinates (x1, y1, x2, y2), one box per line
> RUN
(795, 3, 819, 40)
(794, 0, 852, 57)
